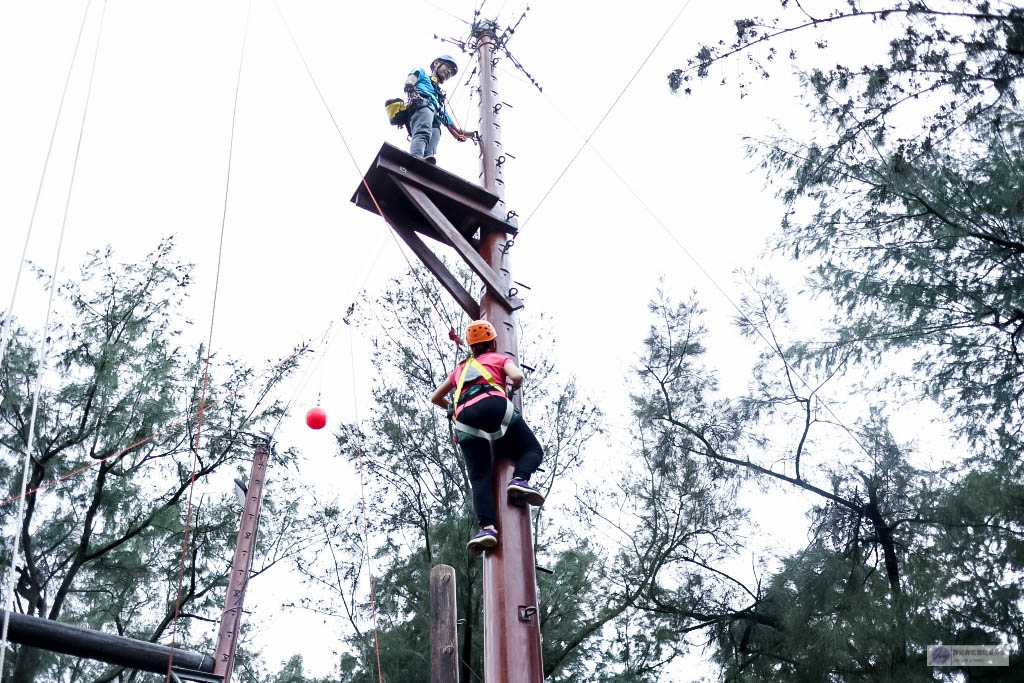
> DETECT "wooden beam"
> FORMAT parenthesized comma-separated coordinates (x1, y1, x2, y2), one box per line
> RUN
(391, 222, 480, 319)
(430, 565, 459, 683)
(376, 157, 517, 237)
(1, 610, 215, 677)
(393, 180, 524, 312)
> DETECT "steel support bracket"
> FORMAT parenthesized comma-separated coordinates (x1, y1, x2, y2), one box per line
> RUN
(518, 605, 538, 623)
(392, 178, 523, 313)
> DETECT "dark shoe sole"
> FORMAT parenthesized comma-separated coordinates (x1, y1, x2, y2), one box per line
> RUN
(467, 534, 498, 556)
(507, 483, 544, 508)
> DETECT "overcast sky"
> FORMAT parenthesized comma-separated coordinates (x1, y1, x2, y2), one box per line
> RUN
(0, 0, 925, 677)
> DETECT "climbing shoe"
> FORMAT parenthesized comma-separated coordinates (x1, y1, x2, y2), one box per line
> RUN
(467, 527, 498, 556)
(507, 478, 545, 507)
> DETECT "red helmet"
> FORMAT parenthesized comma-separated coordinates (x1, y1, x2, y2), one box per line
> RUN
(466, 320, 496, 345)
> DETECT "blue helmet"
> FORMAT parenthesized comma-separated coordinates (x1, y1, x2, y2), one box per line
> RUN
(432, 55, 458, 75)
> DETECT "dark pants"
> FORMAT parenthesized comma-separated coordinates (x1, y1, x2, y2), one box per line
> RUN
(457, 397, 543, 528)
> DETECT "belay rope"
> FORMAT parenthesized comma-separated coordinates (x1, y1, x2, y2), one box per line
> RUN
(450, 357, 513, 441)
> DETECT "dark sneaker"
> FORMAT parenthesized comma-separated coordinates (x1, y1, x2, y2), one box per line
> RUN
(424, 155, 437, 165)
(467, 528, 498, 555)
(507, 478, 545, 507)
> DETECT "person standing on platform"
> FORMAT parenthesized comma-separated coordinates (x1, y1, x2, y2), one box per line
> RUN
(430, 320, 545, 555)
(404, 55, 474, 164)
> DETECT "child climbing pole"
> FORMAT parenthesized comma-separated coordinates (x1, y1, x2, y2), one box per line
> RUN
(387, 55, 475, 164)
(430, 320, 544, 554)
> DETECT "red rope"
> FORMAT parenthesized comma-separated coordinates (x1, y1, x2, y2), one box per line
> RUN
(350, 325, 385, 683)
(165, 177, 230, 681)
(0, 344, 307, 509)
(166, 4, 251, 676)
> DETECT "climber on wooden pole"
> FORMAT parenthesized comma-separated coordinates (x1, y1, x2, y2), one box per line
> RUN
(430, 320, 545, 554)
(350, 15, 545, 682)
(386, 55, 476, 165)
(472, 19, 546, 683)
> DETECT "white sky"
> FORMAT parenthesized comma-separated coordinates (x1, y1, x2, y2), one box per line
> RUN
(0, 0, 953, 678)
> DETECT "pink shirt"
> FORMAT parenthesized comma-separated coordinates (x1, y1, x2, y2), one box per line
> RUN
(449, 352, 509, 412)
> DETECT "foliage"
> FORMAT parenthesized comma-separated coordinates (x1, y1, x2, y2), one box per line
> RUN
(630, 288, 1024, 680)
(764, 112, 1024, 451)
(663, 1, 1024, 676)
(670, 0, 1024, 142)
(670, 0, 1024, 450)
(289, 265, 713, 681)
(0, 240, 305, 682)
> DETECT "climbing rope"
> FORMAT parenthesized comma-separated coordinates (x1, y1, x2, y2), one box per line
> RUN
(502, 56, 874, 458)
(520, 0, 693, 230)
(274, 1, 465, 342)
(421, 0, 471, 26)
(0, 0, 108, 673)
(266, 228, 393, 445)
(348, 323, 384, 683)
(166, 0, 253, 678)
(272, 5, 407, 679)
(268, 323, 334, 441)
(0, 0, 94, 370)
(0, 342, 309, 509)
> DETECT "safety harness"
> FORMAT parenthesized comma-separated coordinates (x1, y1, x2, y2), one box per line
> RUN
(451, 357, 514, 441)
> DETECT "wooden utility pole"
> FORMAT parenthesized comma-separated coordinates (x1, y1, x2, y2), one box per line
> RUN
(213, 436, 273, 683)
(351, 18, 543, 682)
(430, 565, 459, 683)
(473, 20, 545, 683)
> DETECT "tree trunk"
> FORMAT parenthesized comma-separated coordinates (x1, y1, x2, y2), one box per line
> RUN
(12, 643, 43, 683)
(864, 486, 907, 668)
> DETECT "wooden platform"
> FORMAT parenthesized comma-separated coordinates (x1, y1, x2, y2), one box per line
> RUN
(350, 143, 523, 318)
(351, 142, 518, 245)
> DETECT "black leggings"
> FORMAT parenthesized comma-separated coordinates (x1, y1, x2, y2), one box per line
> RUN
(457, 397, 543, 528)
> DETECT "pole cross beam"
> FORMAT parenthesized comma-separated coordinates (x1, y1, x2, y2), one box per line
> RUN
(392, 178, 523, 313)
(351, 143, 522, 318)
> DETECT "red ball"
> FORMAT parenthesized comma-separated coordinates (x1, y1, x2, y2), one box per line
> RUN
(305, 406, 327, 430)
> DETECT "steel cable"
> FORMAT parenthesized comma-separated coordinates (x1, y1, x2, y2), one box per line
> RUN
(0, 0, 108, 671)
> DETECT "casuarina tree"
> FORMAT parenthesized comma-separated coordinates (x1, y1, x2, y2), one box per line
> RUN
(630, 286, 1024, 680)
(290, 265, 727, 682)
(663, 6, 1024, 676)
(0, 239, 306, 682)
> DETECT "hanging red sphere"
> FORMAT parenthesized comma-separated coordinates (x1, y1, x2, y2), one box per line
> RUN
(305, 406, 327, 430)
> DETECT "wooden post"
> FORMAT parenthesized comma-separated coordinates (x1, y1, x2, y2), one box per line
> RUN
(0, 610, 214, 676)
(474, 19, 545, 683)
(212, 436, 272, 683)
(430, 565, 459, 683)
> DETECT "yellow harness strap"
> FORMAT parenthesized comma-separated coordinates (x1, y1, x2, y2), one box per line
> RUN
(453, 358, 504, 412)
(451, 357, 513, 442)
